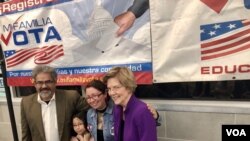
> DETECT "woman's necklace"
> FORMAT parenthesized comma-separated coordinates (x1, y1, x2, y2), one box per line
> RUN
(97, 106, 107, 130)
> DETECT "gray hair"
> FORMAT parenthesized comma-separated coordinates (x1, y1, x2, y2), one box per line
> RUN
(32, 65, 57, 81)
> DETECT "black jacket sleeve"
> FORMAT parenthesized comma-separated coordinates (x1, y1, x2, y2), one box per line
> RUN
(128, 0, 149, 18)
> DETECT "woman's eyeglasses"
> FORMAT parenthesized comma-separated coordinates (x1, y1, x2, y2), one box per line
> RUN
(106, 85, 123, 93)
(86, 93, 102, 101)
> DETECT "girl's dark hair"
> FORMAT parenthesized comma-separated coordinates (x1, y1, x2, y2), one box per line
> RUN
(85, 79, 107, 94)
(71, 111, 89, 136)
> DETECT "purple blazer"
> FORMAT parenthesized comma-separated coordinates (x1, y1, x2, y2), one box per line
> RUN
(113, 95, 157, 141)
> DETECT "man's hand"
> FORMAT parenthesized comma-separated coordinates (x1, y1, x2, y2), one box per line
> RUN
(147, 104, 158, 119)
(114, 11, 136, 36)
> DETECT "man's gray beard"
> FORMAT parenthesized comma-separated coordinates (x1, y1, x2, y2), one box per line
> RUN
(39, 90, 52, 98)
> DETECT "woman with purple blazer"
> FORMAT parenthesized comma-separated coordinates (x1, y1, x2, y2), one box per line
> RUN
(103, 66, 157, 141)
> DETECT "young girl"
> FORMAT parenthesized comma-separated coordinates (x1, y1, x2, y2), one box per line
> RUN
(71, 112, 94, 141)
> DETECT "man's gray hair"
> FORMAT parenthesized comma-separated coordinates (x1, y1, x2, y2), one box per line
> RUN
(32, 65, 57, 81)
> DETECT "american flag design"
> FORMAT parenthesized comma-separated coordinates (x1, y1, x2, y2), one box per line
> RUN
(4, 45, 64, 68)
(200, 19, 250, 61)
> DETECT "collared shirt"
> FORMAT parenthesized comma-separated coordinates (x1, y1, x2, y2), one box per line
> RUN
(37, 94, 60, 141)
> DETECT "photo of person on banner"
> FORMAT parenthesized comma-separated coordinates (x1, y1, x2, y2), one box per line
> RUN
(114, 0, 149, 36)
(49, 0, 151, 69)
(56, 0, 149, 42)
(0, 0, 152, 86)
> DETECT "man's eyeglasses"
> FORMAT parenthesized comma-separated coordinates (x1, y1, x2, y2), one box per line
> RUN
(86, 93, 102, 101)
(35, 80, 54, 86)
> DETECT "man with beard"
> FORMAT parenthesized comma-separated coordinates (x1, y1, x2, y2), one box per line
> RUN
(21, 65, 89, 141)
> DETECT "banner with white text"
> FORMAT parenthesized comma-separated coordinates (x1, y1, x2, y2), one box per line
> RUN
(151, 0, 250, 82)
(0, 0, 152, 86)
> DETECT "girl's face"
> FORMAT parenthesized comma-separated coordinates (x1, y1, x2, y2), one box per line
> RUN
(86, 87, 107, 110)
(73, 117, 86, 135)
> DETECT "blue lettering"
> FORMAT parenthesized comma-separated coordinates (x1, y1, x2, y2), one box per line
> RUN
(13, 31, 28, 45)
(45, 26, 61, 42)
(28, 28, 43, 43)
(12, 26, 61, 46)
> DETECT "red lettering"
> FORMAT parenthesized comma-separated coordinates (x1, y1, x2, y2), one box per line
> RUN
(225, 65, 236, 73)
(212, 66, 222, 74)
(239, 65, 250, 73)
(201, 64, 250, 75)
(201, 67, 210, 74)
